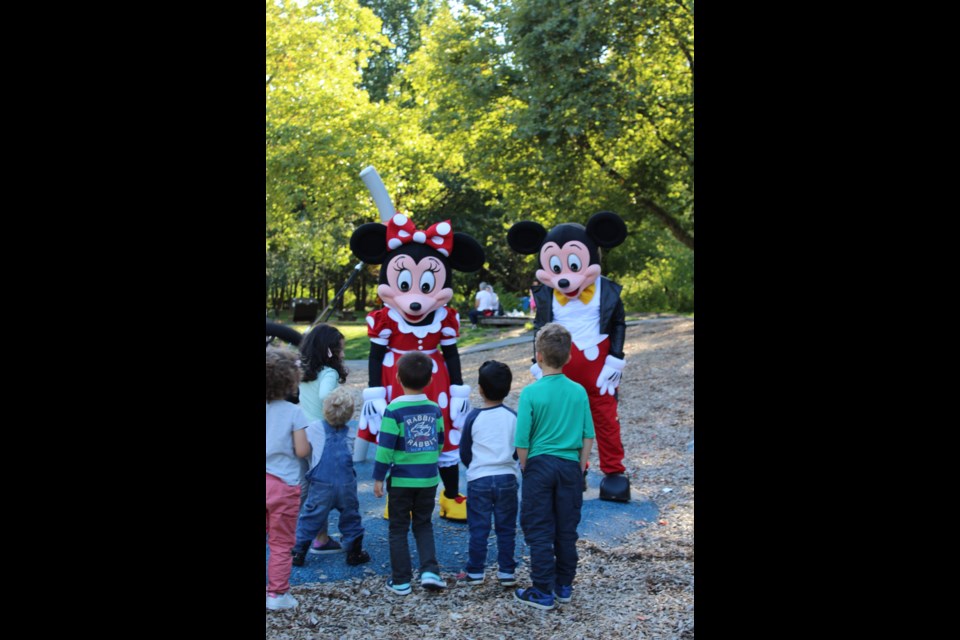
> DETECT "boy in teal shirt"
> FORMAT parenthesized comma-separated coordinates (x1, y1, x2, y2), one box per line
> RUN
(373, 351, 447, 594)
(514, 323, 595, 610)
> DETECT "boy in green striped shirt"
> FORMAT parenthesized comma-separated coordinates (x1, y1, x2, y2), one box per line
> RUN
(373, 351, 446, 594)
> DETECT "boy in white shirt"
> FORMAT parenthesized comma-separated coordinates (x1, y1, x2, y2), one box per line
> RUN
(456, 360, 519, 586)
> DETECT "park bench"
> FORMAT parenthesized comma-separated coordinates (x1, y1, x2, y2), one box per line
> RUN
(477, 315, 531, 327)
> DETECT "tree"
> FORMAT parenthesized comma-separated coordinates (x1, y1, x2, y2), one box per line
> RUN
(407, 0, 694, 250)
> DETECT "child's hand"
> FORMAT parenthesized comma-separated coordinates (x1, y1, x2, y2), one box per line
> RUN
(374, 480, 384, 498)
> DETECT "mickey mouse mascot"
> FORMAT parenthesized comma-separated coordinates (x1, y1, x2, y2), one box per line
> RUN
(507, 212, 631, 502)
(352, 167, 485, 521)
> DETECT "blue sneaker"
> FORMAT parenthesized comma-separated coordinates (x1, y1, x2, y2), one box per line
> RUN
(421, 571, 446, 591)
(514, 587, 555, 610)
(385, 579, 411, 595)
(554, 584, 573, 603)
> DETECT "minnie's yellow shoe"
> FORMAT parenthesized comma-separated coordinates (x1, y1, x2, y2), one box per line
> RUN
(439, 493, 468, 521)
(383, 495, 389, 520)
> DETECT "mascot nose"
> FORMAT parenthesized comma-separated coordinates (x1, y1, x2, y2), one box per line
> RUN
(558, 279, 570, 289)
(410, 302, 422, 311)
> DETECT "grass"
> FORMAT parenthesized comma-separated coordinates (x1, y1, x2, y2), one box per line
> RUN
(269, 314, 531, 360)
(269, 307, 691, 359)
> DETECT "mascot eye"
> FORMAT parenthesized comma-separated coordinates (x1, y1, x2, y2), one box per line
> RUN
(549, 256, 562, 273)
(397, 269, 413, 292)
(568, 255, 582, 272)
(420, 270, 436, 293)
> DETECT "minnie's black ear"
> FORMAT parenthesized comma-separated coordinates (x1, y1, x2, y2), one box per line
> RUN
(507, 221, 548, 255)
(350, 223, 389, 264)
(449, 233, 485, 272)
(586, 212, 627, 249)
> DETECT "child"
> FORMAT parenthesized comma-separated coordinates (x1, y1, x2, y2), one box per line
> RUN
(265, 347, 311, 611)
(291, 387, 371, 568)
(514, 323, 595, 610)
(373, 351, 446, 594)
(457, 360, 519, 587)
(298, 324, 349, 554)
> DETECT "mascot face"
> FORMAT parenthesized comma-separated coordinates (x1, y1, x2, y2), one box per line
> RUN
(350, 213, 485, 324)
(536, 232, 603, 300)
(507, 212, 628, 299)
(378, 245, 453, 323)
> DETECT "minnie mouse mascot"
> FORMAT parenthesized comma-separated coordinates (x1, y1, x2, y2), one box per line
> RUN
(507, 212, 632, 502)
(352, 167, 485, 521)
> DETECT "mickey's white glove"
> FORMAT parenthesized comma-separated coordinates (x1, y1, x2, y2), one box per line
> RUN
(530, 362, 543, 381)
(358, 387, 387, 435)
(449, 384, 471, 429)
(595, 355, 625, 396)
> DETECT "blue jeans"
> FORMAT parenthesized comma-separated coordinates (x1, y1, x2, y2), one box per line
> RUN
(465, 473, 518, 575)
(293, 478, 364, 552)
(520, 455, 583, 594)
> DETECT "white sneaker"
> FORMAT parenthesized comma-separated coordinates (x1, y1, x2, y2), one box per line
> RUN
(266, 592, 298, 610)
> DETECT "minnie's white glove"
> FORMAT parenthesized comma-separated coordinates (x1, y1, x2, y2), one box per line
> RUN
(530, 363, 543, 381)
(358, 387, 387, 435)
(449, 384, 471, 429)
(595, 355, 625, 396)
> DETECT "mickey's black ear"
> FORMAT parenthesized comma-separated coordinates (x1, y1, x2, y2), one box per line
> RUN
(350, 223, 389, 264)
(586, 212, 627, 249)
(507, 221, 547, 255)
(449, 233, 485, 272)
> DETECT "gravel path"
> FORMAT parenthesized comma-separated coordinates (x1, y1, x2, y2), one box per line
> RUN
(267, 317, 694, 639)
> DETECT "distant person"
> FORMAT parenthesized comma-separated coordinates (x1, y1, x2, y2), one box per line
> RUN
(529, 281, 539, 315)
(513, 323, 594, 610)
(457, 360, 519, 587)
(265, 347, 311, 611)
(468, 281, 494, 328)
(486, 284, 503, 316)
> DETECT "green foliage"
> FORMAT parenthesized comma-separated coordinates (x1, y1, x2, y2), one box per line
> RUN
(265, 0, 694, 315)
(496, 290, 521, 313)
(618, 237, 694, 312)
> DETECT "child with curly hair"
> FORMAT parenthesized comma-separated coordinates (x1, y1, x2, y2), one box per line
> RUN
(266, 347, 311, 610)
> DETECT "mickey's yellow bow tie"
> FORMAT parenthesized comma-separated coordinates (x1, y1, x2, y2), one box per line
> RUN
(554, 283, 596, 306)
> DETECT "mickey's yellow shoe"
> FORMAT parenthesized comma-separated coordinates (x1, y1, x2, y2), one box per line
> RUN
(438, 493, 468, 521)
(383, 495, 390, 520)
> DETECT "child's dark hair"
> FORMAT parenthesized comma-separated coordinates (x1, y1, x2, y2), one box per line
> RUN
(299, 323, 347, 383)
(396, 352, 433, 392)
(266, 347, 300, 401)
(478, 360, 512, 401)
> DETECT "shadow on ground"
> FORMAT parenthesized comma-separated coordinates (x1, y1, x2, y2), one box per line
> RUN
(269, 427, 658, 586)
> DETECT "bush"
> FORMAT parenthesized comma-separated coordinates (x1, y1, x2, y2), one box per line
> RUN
(619, 242, 694, 313)
(495, 290, 521, 314)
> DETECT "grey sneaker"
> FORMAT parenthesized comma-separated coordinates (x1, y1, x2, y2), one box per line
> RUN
(457, 570, 484, 585)
(497, 572, 517, 587)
